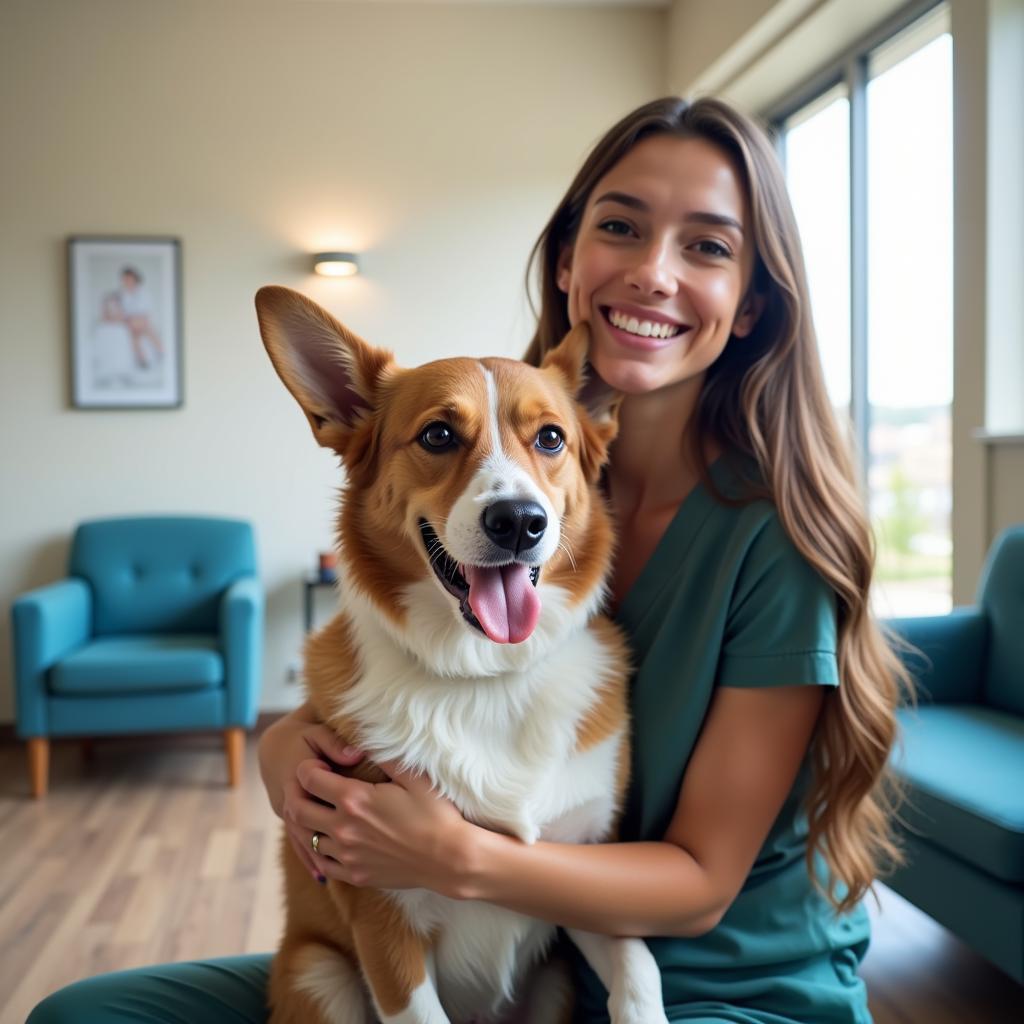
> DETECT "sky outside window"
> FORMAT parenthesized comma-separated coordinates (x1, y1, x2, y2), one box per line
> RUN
(785, 90, 852, 416)
(866, 30, 953, 616)
(867, 34, 953, 411)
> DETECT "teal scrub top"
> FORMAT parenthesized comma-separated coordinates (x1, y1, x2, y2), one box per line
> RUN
(568, 455, 873, 1024)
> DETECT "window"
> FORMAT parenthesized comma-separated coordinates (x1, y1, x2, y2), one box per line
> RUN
(777, 3, 952, 617)
(784, 86, 851, 417)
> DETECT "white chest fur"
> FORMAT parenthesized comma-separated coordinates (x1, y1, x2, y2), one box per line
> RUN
(335, 584, 624, 845)
(331, 586, 626, 1020)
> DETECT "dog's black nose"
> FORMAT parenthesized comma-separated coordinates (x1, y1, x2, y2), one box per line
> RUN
(482, 500, 547, 554)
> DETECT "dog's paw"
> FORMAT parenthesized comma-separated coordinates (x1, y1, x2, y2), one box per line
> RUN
(610, 1009, 670, 1024)
(608, 995, 670, 1024)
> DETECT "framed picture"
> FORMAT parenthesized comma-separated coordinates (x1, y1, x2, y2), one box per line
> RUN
(68, 236, 183, 409)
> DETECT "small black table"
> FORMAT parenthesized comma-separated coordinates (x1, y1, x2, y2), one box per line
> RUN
(303, 572, 337, 633)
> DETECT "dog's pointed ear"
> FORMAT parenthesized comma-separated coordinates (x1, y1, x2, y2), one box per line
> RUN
(255, 285, 394, 454)
(541, 322, 620, 426)
(541, 321, 622, 482)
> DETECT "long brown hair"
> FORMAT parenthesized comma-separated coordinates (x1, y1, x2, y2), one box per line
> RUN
(524, 96, 911, 914)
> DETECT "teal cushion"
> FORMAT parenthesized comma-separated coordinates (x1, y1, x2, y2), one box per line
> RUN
(70, 517, 257, 636)
(893, 704, 1024, 884)
(887, 829, 1024, 983)
(48, 635, 223, 695)
(978, 525, 1024, 716)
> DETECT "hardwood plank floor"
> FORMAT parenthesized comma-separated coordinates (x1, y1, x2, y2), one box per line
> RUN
(0, 734, 1021, 1024)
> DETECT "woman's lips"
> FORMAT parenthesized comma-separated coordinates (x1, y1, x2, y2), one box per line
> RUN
(600, 306, 691, 351)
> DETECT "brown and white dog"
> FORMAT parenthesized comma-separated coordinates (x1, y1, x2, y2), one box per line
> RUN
(255, 286, 668, 1024)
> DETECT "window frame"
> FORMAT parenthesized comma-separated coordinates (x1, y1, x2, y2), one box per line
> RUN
(765, 0, 949, 491)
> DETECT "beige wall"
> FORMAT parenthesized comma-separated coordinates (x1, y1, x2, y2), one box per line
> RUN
(0, 0, 666, 719)
(989, 444, 1024, 542)
(667, 0, 781, 95)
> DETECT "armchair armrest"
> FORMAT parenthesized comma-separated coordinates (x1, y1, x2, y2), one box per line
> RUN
(885, 607, 988, 704)
(11, 578, 92, 736)
(220, 575, 264, 727)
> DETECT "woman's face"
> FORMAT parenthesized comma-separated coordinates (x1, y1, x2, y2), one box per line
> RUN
(557, 134, 760, 396)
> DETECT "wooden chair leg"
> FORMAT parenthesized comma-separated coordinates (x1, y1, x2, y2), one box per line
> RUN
(27, 738, 49, 799)
(224, 727, 244, 787)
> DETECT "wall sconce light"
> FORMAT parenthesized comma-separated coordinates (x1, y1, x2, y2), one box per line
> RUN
(313, 252, 360, 277)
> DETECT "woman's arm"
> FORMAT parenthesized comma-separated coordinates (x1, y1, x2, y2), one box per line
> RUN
(459, 683, 825, 936)
(463, 834, 718, 937)
(295, 683, 825, 936)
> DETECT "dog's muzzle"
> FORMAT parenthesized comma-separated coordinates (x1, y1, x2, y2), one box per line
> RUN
(418, 518, 541, 644)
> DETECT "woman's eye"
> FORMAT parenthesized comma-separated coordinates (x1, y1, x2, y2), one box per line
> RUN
(536, 426, 565, 453)
(598, 219, 633, 237)
(693, 239, 731, 258)
(419, 422, 457, 451)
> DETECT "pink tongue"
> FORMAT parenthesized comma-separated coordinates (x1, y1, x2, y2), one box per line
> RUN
(465, 563, 541, 644)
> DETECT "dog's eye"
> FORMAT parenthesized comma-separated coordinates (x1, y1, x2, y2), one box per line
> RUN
(419, 421, 457, 451)
(536, 426, 565, 453)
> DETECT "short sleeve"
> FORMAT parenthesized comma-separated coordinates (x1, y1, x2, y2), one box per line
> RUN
(717, 512, 839, 689)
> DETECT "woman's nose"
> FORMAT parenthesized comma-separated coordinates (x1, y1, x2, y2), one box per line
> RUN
(623, 239, 679, 296)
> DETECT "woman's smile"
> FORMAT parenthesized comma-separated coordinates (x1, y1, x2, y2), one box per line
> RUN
(599, 305, 692, 351)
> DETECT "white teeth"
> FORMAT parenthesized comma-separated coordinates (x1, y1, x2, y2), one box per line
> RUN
(607, 308, 680, 339)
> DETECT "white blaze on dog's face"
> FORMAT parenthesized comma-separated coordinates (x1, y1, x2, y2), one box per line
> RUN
(256, 286, 619, 663)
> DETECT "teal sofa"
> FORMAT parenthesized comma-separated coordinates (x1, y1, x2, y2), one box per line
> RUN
(886, 524, 1024, 983)
(11, 516, 263, 797)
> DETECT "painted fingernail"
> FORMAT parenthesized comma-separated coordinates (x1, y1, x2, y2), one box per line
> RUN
(341, 746, 357, 757)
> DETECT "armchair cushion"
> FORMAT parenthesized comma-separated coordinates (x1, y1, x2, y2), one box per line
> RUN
(887, 608, 988, 704)
(978, 527, 1024, 715)
(70, 517, 257, 636)
(48, 635, 223, 695)
(894, 704, 1024, 884)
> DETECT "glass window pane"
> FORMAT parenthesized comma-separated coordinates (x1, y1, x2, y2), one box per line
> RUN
(785, 88, 852, 418)
(866, 32, 953, 617)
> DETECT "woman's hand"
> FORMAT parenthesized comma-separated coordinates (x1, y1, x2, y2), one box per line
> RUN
(257, 706, 365, 882)
(290, 758, 476, 896)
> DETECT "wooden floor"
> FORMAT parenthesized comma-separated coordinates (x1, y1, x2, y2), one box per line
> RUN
(1, 734, 1021, 1024)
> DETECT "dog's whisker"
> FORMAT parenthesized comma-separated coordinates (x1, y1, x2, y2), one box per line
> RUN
(422, 533, 464, 583)
(559, 540, 578, 572)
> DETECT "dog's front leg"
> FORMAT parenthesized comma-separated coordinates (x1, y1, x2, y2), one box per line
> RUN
(350, 890, 450, 1024)
(565, 928, 669, 1024)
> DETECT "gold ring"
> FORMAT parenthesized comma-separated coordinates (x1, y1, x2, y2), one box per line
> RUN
(311, 831, 324, 854)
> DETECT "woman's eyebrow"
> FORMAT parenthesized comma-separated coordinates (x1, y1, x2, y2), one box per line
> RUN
(594, 191, 744, 236)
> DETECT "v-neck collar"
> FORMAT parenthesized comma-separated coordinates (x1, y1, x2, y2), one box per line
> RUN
(612, 455, 733, 635)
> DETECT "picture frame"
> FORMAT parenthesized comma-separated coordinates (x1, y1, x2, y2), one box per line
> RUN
(68, 236, 183, 409)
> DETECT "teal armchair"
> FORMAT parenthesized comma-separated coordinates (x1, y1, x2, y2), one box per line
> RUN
(11, 516, 263, 797)
(886, 524, 1024, 983)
